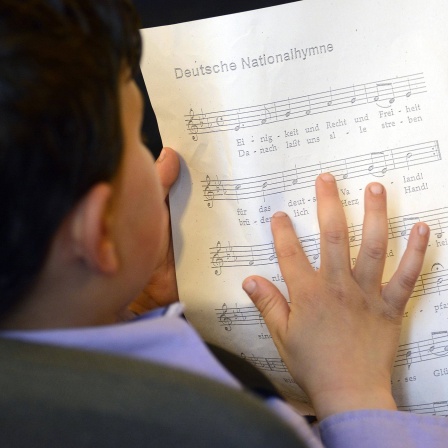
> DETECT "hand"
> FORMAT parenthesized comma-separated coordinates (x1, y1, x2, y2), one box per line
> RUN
(129, 147, 180, 315)
(242, 173, 429, 420)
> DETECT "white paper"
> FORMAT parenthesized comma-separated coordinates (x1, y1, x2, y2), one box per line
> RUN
(141, 0, 448, 415)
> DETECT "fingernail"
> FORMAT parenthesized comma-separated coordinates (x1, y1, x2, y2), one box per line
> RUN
(273, 211, 287, 218)
(156, 148, 166, 163)
(243, 279, 257, 295)
(418, 223, 428, 236)
(369, 183, 383, 195)
(320, 172, 334, 182)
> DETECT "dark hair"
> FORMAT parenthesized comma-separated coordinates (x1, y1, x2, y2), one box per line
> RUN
(0, 0, 142, 317)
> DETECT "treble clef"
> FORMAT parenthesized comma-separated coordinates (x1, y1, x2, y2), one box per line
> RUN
(187, 108, 198, 141)
(204, 175, 215, 208)
(211, 241, 223, 276)
(218, 303, 232, 331)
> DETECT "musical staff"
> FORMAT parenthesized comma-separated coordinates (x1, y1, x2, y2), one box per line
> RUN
(238, 331, 448, 377)
(202, 140, 440, 207)
(394, 331, 448, 369)
(217, 303, 264, 331)
(412, 265, 448, 299)
(186, 73, 426, 139)
(240, 353, 288, 373)
(215, 267, 448, 330)
(398, 400, 448, 417)
(210, 206, 448, 273)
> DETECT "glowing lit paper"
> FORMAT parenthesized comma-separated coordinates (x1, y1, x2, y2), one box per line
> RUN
(141, 0, 448, 414)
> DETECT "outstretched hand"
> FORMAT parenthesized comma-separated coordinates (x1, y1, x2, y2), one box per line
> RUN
(242, 173, 429, 420)
(129, 147, 180, 315)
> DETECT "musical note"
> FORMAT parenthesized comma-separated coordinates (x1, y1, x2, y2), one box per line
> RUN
(341, 159, 349, 180)
(417, 265, 448, 297)
(350, 84, 356, 103)
(261, 106, 271, 124)
(240, 354, 289, 373)
(406, 78, 412, 98)
(348, 223, 356, 243)
(436, 277, 445, 295)
(234, 109, 241, 131)
(373, 84, 380, 102)
(235, 183, 241, 202)
(268, 241, 276, 261)
(300, 237, 320, 264)
(368, 152, 387, 177)
(405, 152, 413, 170)
(400, 216, 421, 239)
(202, 140, 439, 205)
(210, 205, 448, 275)
(305, 95, 311, 115)
(394, 332, 448, 368)
(209, 204, 448, 275)
(261, 181, 268, 201)
(261, 103, 277, 124)
(185, 73, 426, 136)
(248, 247, 255, 266)
(291, 165, 299, 185)
(216, 272, 448, 328)
(406, 350, 413, 370)
(398, 401, 448, 417)
(327, 87, 333, 106)
(435, 220, 444, 239)
(375, 82, 395, 107)
(285, 97, 291, 117)
(429, 332, 448, 357)
(433, 142, 441, 160)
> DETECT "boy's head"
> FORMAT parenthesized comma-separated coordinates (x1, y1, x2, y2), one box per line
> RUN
(0, 0, 167, 325)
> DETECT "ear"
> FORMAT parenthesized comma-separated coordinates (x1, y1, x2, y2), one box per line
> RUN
(70, 183, 119, 275)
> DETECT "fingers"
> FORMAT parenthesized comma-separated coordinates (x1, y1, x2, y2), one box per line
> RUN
(243, 213, 310, 342)
(383, 222, 430, 313)
(155, 147, 180, 198)
(271, 211, 314, 293)
(353, 183, 388, 293)
(316, 174, 351, 280)
(242, 275, 290, 340)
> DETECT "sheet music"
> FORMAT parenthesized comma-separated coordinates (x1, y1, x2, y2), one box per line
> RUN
(141, 0, 448, 414)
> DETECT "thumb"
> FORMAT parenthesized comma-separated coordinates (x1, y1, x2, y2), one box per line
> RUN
(155, 147, 180, 198)
(242, 275, 290, 339)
